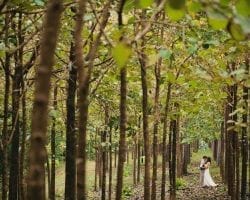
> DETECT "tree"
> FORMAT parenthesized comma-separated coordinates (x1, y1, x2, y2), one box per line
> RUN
(27, 0, 63, 199)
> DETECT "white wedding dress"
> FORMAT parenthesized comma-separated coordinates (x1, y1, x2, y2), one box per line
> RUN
(203, 162, 217, 187)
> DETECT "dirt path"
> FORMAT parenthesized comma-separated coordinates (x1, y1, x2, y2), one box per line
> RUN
(55, 150, 229, 199)
(129, 150, 230, 200)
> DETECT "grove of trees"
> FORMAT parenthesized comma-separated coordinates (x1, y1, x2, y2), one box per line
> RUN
(0, 0, 249, 199)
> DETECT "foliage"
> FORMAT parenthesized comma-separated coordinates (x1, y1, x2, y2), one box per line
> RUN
(176, 177, 187, 190)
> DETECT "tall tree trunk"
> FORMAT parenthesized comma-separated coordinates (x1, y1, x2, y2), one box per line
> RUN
(151, 47, 161, 200)
(133, 138, 137, 185)
(227, 79, 238, 199)
(19, 76, 27, 200)
(137, 141, 141, 183)
(115, 66, 127, 200)
(65, 43, 77, 200)
(241, 58, 249, 200)
(182, 144, 189, 175)
(50, 86, 57, 200)
(76, 2, 110, 198)
(176, 105, 182, 178)
(108, 127, 112, 200)
(170, 119, 177, 200)
(139, 30, 151, 200)
(161, 84, 171, 200)
(101, 130, 107, 200)
(27, 1, 63, 199)
(94, 129, 98, 192)
(220, 121, 225, 181)
(74, 0, 87, 198)
(1, 13, 11, 200)
(9, 12, 23, 200)
(115, 1, 127, 199)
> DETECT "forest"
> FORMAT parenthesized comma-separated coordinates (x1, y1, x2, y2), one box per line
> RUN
(0, 0, 249, 199)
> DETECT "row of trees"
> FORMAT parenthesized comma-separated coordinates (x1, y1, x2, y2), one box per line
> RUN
(0, 0, 249, 199)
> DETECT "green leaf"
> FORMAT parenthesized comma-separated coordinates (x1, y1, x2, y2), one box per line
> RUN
(236, 0, 250, 17)
(166, 72, 176, 83)
(207, 11, 228, 30)
(228, 20, 246, 41)
(137, 0, 153, 8)
(112, 43, 132, 68)
(159, 49, 172, 60)
(124, 0, 135, 12)
(187, 1, 202, 13)
(33, 0, 44, 6)
(187, 45, 198, 54)
(166, 4, 185, 21)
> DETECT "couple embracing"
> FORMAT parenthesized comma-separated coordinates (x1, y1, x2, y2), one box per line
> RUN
(199, 156, 218, 187)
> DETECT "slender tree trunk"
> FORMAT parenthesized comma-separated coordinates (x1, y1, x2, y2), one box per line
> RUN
(1, 13, 11, 200)
(50, 86, 57, 200)
(213, 140, 218, 162)
(65, 43, 77, 200)
(126, 147, 129, 165)
(19, 76, 27, 200)
(161, 84, 171, 200)
(227, 80, 238, 199)
(27, 1, 63, 199)
(182, 144, 189, 175)
(176, 105, 182, 178)
(115, 66, 127, 200)
(137, 141, 141, 183)
(98, 145, 102, 189)
(76, 2, 110, 198)
(108, 127, 112, 200)
(101, 130, 107, 200)
(170, 119, 177, 200)
(151, 46, 161, 200)
(241, 58, 249, 200)
(133, 139, 137, 185)
(115, 1, 127, 199)
(9, 12, 23, 200)
(220, 122, 225, 181)
(94, 129, 98, 192)
(74, 0, 87, 198)
(46, 150, 51, 198)
(139, 32, 151, 200)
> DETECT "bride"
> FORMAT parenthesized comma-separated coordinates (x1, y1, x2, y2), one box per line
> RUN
(203, 157, 218, 187)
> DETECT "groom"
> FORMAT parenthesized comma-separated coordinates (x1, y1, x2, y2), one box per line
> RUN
(199, 156, 207, 186)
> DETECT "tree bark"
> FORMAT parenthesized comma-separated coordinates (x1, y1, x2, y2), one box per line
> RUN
(50, 86, 57, 200)
(101, 130, 107, 200)
(241, 57, 249, 200)
(115, 1, 127, 199)
(9, 12, 23, 200)
(1, 12, 11, 200)
(227, 80, 238, 199)
(76, 2, 110, 198)
(65, 43, 77, 200)
(170, 119, 177, 200)
(108, 127, 112, 200)
(115, 66, 127, 200)
(161, 83, 171, 200)
(139, 26, 151, 200)
(27, 0, 63, 199)
(73, 0, 87, 198)
(151, 46, 161, 200)
(19, 76, 27, 200)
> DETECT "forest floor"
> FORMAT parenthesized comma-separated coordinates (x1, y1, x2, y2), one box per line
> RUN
(54, 149, 230, 199)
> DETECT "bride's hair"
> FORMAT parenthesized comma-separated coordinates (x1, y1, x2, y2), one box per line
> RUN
(207, 157, 211, 163)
